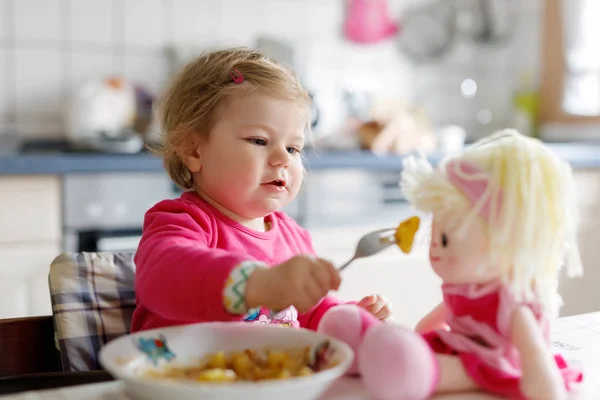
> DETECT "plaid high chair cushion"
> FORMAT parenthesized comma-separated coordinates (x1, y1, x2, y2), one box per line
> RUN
(49, 252, 136, 371)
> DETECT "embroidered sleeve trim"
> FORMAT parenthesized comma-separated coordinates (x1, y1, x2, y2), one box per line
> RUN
(223, 261, 268, 315)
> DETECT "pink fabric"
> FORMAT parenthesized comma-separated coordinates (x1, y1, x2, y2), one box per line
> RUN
(316, 305, 379, 375)
(422, 280, 583, 398)
(429, 344, 441, 396)
(445, 159, 503, 223)
(298, 297, 357, 332)
(132, 191, 347, 332)
(360, 324, 439, 400)
(242, 307, 300, 328)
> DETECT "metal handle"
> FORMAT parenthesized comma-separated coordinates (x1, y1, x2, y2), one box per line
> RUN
(338, 257, 355, 272)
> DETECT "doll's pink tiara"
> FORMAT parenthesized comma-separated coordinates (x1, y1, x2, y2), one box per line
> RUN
(446, 159, 503, 223)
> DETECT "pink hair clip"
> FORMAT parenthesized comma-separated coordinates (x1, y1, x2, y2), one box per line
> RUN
(229, 68, 244, 84)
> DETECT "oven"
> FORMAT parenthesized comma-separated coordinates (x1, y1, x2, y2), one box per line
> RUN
(62, 169, 409, 253)
(62, 173, 180, 253)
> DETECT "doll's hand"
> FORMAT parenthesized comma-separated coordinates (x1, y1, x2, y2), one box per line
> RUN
(512, 306, 567, 400)
(520, 358, 567, 400)
(357, 294, 393, 322)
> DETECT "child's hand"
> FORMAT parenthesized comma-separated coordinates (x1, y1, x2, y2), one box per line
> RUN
(245, 255, 341, 313)
(358, 294, 393, 322)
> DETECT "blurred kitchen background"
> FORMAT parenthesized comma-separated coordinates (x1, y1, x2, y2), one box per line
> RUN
(2, 0, 600, 327)
(0, 0, 543, 143)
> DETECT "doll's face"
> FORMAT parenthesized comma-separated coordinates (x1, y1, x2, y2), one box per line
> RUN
(429, 213, 500, 284)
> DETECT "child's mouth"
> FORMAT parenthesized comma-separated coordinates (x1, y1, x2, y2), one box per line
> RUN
(268, 180, 285, 187)
(262, 179, 287, 192)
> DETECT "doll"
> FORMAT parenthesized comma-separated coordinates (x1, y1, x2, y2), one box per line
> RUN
(318, 129, 584, 399)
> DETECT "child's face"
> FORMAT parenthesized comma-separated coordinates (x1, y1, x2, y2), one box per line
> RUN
(191, 92, 308, 219)
(429, 213, 499, 284)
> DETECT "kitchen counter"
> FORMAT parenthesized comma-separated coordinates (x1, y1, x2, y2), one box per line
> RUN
(0, 148, 436, 175)
(1, 137, 600, 176)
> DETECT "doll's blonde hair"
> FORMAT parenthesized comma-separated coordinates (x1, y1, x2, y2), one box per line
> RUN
(151, 47, 312, 190)
(401, 129, 582, 316)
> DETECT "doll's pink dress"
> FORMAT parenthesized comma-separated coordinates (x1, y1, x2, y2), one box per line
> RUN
(421, 280, 583, 398)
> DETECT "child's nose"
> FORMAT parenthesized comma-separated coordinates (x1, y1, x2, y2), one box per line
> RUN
(268, 147, 290, 167)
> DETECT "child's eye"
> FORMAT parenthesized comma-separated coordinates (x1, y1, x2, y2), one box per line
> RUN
(247, 138, 267, 146)
(286, 147, 301, 155)
(441, 233, 449, 248)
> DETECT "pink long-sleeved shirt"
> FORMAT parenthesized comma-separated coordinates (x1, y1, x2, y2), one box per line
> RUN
(131, 191, 347, 332)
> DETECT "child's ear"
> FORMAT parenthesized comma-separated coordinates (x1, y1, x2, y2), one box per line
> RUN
(180, 135, 204, 173)
(182, 146, 202, 173)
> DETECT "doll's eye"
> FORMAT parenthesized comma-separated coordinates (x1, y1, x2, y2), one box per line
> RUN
(441, 233, 449, 248)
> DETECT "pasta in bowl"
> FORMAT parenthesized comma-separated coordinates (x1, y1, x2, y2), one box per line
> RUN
(99, 322, 353, 400)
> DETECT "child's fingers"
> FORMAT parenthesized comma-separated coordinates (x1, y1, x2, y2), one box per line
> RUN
(374, 303, 393, 320)
(357, 294, 378, 308)
(298, 283, 323, 313)
(322, 259, 341, 290)
(368, 299, 386, 315)
(310, 261, 332, 295)
(362, 296, 393, 320)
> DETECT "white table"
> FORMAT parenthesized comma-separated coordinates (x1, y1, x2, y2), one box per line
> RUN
(3, 312, 599, 400)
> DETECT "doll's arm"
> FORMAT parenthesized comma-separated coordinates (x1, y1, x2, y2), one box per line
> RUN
(511, 305, 567, 400)
(415, 302, 448, 333)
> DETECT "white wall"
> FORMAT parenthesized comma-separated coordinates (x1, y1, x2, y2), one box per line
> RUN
(0, 0, 542, 140)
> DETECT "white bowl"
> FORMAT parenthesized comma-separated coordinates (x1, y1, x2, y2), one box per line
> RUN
(99, 322, 354, 400)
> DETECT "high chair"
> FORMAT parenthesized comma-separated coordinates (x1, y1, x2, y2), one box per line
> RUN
(0, 251, 136, 393)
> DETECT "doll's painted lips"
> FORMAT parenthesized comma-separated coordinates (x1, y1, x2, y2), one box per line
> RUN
(430, 256, 441, 262)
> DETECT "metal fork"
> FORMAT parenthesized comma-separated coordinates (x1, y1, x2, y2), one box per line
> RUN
(338, 228, 397, 271)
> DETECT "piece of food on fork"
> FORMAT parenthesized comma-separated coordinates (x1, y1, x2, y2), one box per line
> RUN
(393, 216, 420, 254)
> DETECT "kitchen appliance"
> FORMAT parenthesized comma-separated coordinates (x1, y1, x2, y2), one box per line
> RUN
(62, 173, 179, 253)
(396, 0, 514, 64)
(60, 168, 411, 253)
(65, 77, 144, 153)
(396, 1, 456, 63)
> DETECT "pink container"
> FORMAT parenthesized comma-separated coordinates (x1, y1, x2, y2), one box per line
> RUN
(343, 0, 399, 44)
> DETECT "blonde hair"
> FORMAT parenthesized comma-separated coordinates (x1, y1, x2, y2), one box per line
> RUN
(401, 129, 582, 316)
(151, 47, 312, 190)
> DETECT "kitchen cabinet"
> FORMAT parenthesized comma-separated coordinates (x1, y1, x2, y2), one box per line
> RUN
(0, 176, 61, 319)
(0, 243, 60, 318)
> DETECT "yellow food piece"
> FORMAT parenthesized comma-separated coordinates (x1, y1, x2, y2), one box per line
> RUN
(394, 216, 420, 254)
(206, 351, 227, 369)
(195, 368, 237, 382)
(275, 369, 291, 380)
(231, 351, 253, 376)
(140, 345, 330, 383)
(267, 350, 287, 367)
